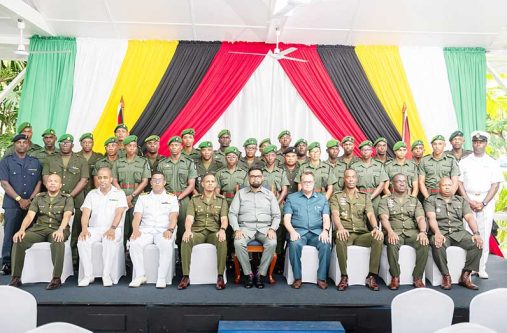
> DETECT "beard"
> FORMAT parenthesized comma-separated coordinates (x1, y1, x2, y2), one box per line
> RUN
(250, 182, 262, 189)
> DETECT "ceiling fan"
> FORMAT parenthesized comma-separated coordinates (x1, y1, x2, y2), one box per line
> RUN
(229, 27, 307, 63)
(15, 19, 71, 56)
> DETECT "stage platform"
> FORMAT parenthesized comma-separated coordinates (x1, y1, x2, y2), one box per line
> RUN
(1, 255, 505, 333)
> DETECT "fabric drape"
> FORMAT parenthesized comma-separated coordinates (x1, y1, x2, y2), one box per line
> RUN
(17, 36, 76, 145)
(400, 47, 459, 148)
(355, 46, 429, 147)
(66, 38, 128, 142)
(92, 40, 178, 152)
(131, 41, 220, 144)
(158, 42, 272, 156)
(317, 45, 400, 156)
(278, 44, 367, 155)
(444, 47, 487, 149)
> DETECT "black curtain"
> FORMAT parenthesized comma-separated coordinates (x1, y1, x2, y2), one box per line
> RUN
(131, 41, 221, 143)
(317, 45, 401, 157)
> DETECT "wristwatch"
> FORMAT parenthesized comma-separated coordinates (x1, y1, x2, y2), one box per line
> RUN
(482, 201, 487, 207)
(15, 196, 21, 202)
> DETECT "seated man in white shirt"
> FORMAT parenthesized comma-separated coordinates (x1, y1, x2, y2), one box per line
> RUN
(129, 171, 179, 288)
(77, 166, 128, 287)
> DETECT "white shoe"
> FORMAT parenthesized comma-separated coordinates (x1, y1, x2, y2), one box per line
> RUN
(78, 276, 95, 287)
(129, 276, 147, 288)
(102, 275, 113, 287)
(156, 279, 167, 289)
(478, 271, 489, 279)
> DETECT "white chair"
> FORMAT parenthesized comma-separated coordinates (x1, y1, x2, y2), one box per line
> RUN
(0, 286, 37, 333)
(425, 246, 466, 286)
(284, 245, 319, 285)
(433, 322, 496, 333)
(189, 243, 227, 284)
(391, 288, 454, 333)
(26, 322, 92, 333)
(78, 241, 126, 284)
(21, 239, 74, 283)
(469, 288, 507, 332)
(329, 245, 370, 285)
(379, 245, 425, 286)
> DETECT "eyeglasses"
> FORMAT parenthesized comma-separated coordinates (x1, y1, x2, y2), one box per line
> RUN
(301, 181, 314, 185)
(151, 178, 164, 183)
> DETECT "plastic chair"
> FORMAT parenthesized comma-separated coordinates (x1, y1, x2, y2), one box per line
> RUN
(433, 322, 496, 333)
(0, 285, 37, 333)
(329, 245, 370, 285)
(26, 322, 92, 332)
(469, 288, 507, 332)
(21, 240, 74, 283)
(284, 245, 319, 285)
(189, 243, 227, 284)
(425, 246, 466, 286)
(379, 245, 425, 285)
(233, 240, 277, 284)
(78, 241, 126, 284)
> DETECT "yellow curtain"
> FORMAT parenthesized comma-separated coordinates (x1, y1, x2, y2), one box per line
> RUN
(93, 40, 178, 152)
(355, 46, 429, 147)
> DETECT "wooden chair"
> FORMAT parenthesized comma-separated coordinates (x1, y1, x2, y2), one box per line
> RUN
(233, 240, 277, 284)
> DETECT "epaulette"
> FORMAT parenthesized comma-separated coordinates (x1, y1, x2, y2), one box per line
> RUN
(215, 193, 225, 199)
(166, 191, 176, 196)
(61, 193, 71, 197)
(35, 192, 44, 197)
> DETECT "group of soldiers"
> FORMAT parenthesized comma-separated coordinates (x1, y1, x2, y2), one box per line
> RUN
(0, 122, 503, 291)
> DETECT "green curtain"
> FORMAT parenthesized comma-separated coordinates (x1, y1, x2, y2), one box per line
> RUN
(444, 47, 486, 149)
(17, 36, 76, 145)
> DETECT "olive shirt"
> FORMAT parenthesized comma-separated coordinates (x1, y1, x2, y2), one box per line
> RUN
(186, 194, 228, 233)
(295, 161, 337, 192)
(325, 159, 348, 192)
(350, 159, 389, 191)
(214, 150, 226, 165)
(31, 148, 59, 167)
(238, 157, 265, 172)
(423, 194, 472, 242)
(215, 167, 248, 201)
(378, 194, 424, 237)
(182, 148, 201, 162)
(261, 164, 290, 193)
(282, 164, 300, 194)
(418, 154, 460, 191)
(75, 150, 103, 193)
(92, 157, 118, 176)
(112, 156, 151, 197)
(157, 156, 198, 194)
(445, 149, 472, 162)
(144, 154, 163, 192)
(195, 158, 224, 193)
(384, 159, 419, 190)
(337, 155, 360, 168)
(28, 192, 74, 230)
(42, 152, 90, 195)
(330, 190, 373, 233)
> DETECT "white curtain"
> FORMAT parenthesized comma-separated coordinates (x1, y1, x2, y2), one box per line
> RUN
(400, 47, 459, 149)
(66, 38, 128, 144)
(198, 53, 334, 157)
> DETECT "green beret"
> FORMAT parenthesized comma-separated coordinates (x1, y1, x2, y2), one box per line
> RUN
(58, 134, 74, 143)
(17, 122, 31, 134)
(277, 130, 291, 139)
(393, 141, 407, 151)
(114, 123, 128, 132)
(358, 140, 373, 149)
(218, 129, 230, 138)
(224, 146, 240, 156)
(411, 140, 424, 150)
(167, 136, 182, 145)
(431, 135, 445, 143)
(373, 137, 387, 146)
(198, 141, 213, 149)
(41, 128, 56, 137)
(104, 137, 118, 146)
(294, 138, 307, 147)
(263, 144, 277, 155)
(243, 138, 257, 147)
(308, 142, 320, 151)
(144, 135, 160, 143)
(342, 136, 354, 144)
(123, 135, 138, 145)
(326, 139, 340, 148)
(181, 128, 195, 137)
(259, 138, 271, 146)
(449, 130, 464, 141)
(79, 133, 93, 141)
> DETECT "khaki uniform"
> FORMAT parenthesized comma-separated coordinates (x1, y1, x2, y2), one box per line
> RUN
(144, 154, 163, 192)
(238, 156, 264, 172)
(214, 150, 226, 165)
(75, 150, 103, 195)
(330, 190, 383, 275)
(31, 148, 59, 167)
(92, 157, 118, 176)
(195, 158, 223, 193)
(378, 194, 428, 278)
(326, 159, 348, 192)
(182, 148, 201, 162)
(337, 155, 359, 168)
(118, 145, 144, 158)
(282, 164, 300, 195)
(418, 155, 460, 193)
(445, 149, 472, 162)
(215, 167, 248, 205)
(350, 159, 388, 215)
(374, 157, 392, 165)
(295, 161, 337, 193)
(11, 192, 73, 278)
(384, 159, 419, 192)
(424, 194, 481, 275)
(181, 194, 228, 276)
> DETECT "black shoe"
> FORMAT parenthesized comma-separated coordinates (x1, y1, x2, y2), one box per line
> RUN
(0, 264, 11, 276)
(255, 275, 265, 289)
(244, 274, 254, 289)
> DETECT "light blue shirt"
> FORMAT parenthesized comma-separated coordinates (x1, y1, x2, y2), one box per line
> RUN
(284, 191, 329, 236)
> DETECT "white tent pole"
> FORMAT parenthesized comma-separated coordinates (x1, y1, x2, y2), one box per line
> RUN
(0, 67, 25, 104)
(487, 63, 507, 92)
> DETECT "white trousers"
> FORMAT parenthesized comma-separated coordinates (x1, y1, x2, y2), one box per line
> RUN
(77, 227, 122, 278)
(129, 232, 174, 280)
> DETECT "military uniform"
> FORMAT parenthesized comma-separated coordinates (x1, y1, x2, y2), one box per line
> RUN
(295, 161, 337, 193)
(282, 164, 300, 195)
(144, 154, 163, 193)
(238, 156, 265, 172)
(75, 150, 103, 194)
(182, 148, 201, 162)
(378, 194, 428, 279)
(424, 194, 481, 275)
(418, 154, 460, 194)
(384, 159, 418, 192)
(93, 157, 118, 176)
(330, 190, 383, 276)
(445, 149, 472, 162)
(31, 148, 59, 167)
(181, 194, 228, 276)
(2, 143, 42, 159)
(214, 150, 226, 165)
(337, 155, 359, 168)
(215, 167, 248, 205)
(195, 158, 223, 193)
(374, 156, 392, 165)
(11, 192, 73, 278)
(325, 159, 348, 192)
(350, 159, 388, 215)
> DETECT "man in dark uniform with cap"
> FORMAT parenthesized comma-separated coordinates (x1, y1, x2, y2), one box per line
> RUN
(143, 135, 163, 193)
(194, 141, 223, 194)
(32, 128, 59, 166)
(239, 138, 264, 171)
(214, 129, 231, 165)
(114, 124, 143, 158)
(373, 137, 391, 164)
(181, 128, 201, 162)
(411, 140, 425, 166)
(276, 130, 292, 166)
(93, 137, 119, 188)
(325, 139, 348, 192)
(282, 147, 300, 195)
(338, 136, 360, 167)
(2, 122, 42, 158)
(294, 138, 308, 165)
(76, 133, 103, 195)
(445, 130, 472, 162)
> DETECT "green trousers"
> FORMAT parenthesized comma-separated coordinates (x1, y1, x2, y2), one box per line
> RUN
(70, 194, 85, 266)
(176, 197, 190, 252)
(180, 229, 227, 276)
(335, 232, 383, 276)
(11, 224, 70, 278)
(430, 234, 481, 275)
(386, 233, 429, 278)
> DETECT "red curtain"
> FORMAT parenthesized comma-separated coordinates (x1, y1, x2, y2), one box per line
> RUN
(278, 44, 367, 155)
(159, 42, 272, 155)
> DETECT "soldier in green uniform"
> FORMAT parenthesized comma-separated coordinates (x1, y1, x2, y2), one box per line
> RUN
(330, 169, 384, 291)
(93, 137, 119, 188)
(378, 173, 429, 290)
(282, 147, 300, 195)
(294, 138, 308, 165)
(325, 139, 348, 192)
(143, 135, 163, 193)
(181, 128, 201, 162)
(194, 141, 224, 194)
(3, 122, 42, 158)
(239, 138, 264, 172)
(350, 140, 388, 216)
(43, 134, 89, 268)
(214, 129, 231, 165)
(418, 135, 460, 199)
(384, 141, 419, 197)
(337, 136, 360, 167)
(32, 128, 59, 166)
(425, 177, 483, 290)
(112, 135, 151, 247)
(9, 173, 73, 290)
(295, 142, 336, 200)
(75, 133, 103, 195)
(445, 130, 472, 162)
(259, 138, 272, 153)
(179, 173, 228, 290)
(411, 140, 425, 166)
(373, 137, 391, 164)
(157, 136, 197, 249)
(276, 130, 292, 166)
(115, 124, 143, 158)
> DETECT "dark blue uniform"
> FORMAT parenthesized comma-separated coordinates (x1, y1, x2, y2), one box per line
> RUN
(0, 154, 41, 266)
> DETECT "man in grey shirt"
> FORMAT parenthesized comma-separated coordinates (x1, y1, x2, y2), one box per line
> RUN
(229, 166, 281, 289)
